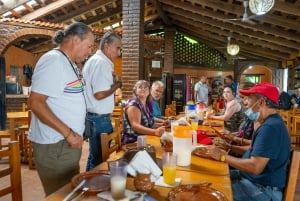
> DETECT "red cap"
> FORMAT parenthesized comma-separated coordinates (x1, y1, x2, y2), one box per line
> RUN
(239, 83, 279, 104)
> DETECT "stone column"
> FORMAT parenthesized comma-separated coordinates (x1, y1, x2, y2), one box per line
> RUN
(122, 0, 145, 99)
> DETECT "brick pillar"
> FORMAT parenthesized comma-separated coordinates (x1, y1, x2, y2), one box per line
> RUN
(122, 0, 145, 99)
(164, 27, 176, 74)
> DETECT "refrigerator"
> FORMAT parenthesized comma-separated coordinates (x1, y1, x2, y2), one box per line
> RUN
(172, 74, 186, 113)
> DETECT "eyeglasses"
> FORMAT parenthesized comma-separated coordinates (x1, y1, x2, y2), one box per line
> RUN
(137, 85, 149, 89)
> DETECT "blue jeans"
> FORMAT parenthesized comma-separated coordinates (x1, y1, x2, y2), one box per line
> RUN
(86, 114, 113, 171)
(230, 170, 283, 201)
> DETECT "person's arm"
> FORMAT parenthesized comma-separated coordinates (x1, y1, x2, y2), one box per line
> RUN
(194, 90, 198, 103)
(127, 106, 165, 137)
(28, 91, 83, 148)
(210, 101, 239, 121)
(207, 145, 269, 175)
(94, 81, 122, 100)
(224, 154, 269, 175)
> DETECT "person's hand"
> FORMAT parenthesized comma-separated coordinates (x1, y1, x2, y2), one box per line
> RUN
(163, 119, 171, 127)
(113, 74, 121, 82)
(65, 130, 83, 149)
(205, 145, 227, 161)
(294, 104, 299, 108)
(155, 126, 165, 137)
(213, 137, 231, 151)
(116, 81, 122, 88)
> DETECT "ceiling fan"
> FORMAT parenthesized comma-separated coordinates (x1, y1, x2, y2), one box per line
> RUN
(227, 1, 256, 25)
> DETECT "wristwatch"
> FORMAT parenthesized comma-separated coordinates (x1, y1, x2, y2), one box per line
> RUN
(220, 154, 226, 162)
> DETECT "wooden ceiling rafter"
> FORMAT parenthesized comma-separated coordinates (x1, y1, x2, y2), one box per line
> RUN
(169, 11, 296, 55)
(0, 0, 298, 64)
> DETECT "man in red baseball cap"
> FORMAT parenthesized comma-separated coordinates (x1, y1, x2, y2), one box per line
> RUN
(205, 82, 291, 201)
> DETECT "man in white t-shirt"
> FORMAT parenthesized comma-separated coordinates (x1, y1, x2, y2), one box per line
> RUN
(28, 22, 94, 195)
(194, 76, 209, 105)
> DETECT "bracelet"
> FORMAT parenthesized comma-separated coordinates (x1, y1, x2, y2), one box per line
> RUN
(65, 128, 73, 139)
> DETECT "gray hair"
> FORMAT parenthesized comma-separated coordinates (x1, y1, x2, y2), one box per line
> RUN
(99, 32, 122, 50)
(133, 80, 150, 95)
(52, 22, 92, 45)
(151, 80, 165, 89)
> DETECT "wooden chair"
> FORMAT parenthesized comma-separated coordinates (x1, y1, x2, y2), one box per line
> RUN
(111, 106, 124, 124)
(0, 141, 23, 201)
(0, 130, 11, 149)
(100, 117, 121, 161)
(279, 110, 292, 133)
(18, 110, 34, 169)
(284, 150, 300, 201)
(290, 135, 300, 151)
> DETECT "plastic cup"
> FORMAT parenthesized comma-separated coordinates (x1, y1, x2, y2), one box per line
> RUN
(162, 152, 177, 185)
(191, 118, 198, 131)
(137, 135, 147, 148)
(109, 160, 128, 200)
(170, 120, 178, 133)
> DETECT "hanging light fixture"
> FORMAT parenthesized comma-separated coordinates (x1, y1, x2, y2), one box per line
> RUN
(227, 44, 240, 56)
(226, 37, 239, 56)
(249, 0, 275, 15)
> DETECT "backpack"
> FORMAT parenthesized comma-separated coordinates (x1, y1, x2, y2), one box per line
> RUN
(278, 91, 291, 110)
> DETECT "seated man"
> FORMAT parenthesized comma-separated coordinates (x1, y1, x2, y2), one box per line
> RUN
(291, 87, 300, 108)
(205, 83, 291, 201)
(150, 80, 170, 127)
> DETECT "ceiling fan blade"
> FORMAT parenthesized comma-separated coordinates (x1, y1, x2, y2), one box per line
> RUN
(248, 14, 256, 20)
(244, 19, 257, 25)
(227, 18, 242, 21)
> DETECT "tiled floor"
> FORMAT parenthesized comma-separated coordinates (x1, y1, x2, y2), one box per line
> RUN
(1, 141, 300, 201)
(0, 140, 89, 201)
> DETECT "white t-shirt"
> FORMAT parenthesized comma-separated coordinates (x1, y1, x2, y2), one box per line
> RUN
(28, 49, 86, 144)
(83, 50, 115, 114)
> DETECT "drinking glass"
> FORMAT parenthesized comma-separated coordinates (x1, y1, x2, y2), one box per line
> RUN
(162, 152, 177, 185)
(109, 160, 128, 200)
(137, 135, 147, 148)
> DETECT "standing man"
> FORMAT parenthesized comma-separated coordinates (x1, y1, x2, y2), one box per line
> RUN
(194, 76, 209, 105)
(205, 83, 291, 201)
(83, 32, 122, 171)
(28, 22, 94, 195)
(224, 75, 237, 94)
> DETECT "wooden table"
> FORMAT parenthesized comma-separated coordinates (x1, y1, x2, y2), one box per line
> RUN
(44, 131, 233, 201)
(6, 111, 29, 140)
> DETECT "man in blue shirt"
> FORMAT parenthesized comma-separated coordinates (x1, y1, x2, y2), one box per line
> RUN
(205, 83, 291, 201)
(225, 75, 237, 94)
(150, 80, 165, 118)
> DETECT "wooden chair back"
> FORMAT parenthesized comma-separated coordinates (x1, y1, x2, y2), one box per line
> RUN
(111, 106, 124, 119)
(290, 135, 300, 150)
(0, 141, 22, 201)
(18, 110, 34, 168)
(0, 130, 10, 149)
(280, 110, 292, 133)
(284, 150, 300, 201)
(100, 117, 121, 161)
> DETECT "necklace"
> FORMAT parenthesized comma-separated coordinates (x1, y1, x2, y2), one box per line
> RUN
(56, 49, 85, 86)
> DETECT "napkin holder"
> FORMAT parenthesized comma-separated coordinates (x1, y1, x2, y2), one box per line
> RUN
(122, 144, 157, 164)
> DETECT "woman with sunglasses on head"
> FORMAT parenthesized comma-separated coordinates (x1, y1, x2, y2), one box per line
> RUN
(122, 80, 165, 145)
